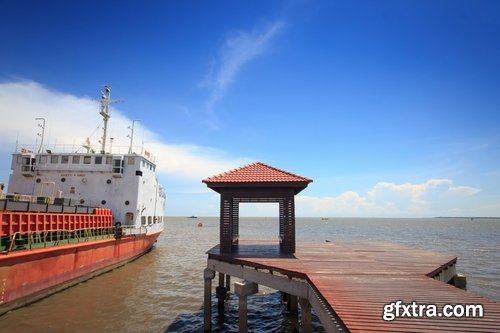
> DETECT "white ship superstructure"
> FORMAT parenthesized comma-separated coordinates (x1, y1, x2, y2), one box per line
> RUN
(7, 86, 165, 234)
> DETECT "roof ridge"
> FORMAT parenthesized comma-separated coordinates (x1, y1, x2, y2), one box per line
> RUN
(204, 162, 257, 181)
(202, 161, 313, 183)
(253, 162, 312, 182)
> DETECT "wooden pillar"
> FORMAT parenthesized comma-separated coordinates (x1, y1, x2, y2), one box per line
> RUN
(279, 199, 285, 248)
(232, 200, 239, 247)
(203, 268, 215, 332)
(220, 193, 232, 253)
(281, 193, 295, 254)
(299, 297, 312, 333)
(234, 281, 258, 333)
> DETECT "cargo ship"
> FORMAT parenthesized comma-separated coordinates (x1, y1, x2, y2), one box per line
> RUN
(0, 86, 165, 315)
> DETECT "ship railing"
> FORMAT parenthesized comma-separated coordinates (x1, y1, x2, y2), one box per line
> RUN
(122, 226, 148, 236)
(15, 144, 151, 157)
(1, 193, 41, 203)
(1, 227, 116, 254)
(0, 194, 107, 214)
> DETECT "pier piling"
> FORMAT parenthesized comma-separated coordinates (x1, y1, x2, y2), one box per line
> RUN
(234, 281, 258, 333)
(216, 272, 227, 312)
(299, 297, 312, 333)
(203, 268, 215, 332)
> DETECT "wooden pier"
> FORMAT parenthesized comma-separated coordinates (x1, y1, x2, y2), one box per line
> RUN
(204, 240, 500, 332)
(201, 163, 499, 332)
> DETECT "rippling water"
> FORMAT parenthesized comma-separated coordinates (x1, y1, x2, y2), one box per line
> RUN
(0, 217, 498, 332)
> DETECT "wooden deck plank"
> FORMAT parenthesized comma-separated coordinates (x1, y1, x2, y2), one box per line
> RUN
(207, 240, 500, 332)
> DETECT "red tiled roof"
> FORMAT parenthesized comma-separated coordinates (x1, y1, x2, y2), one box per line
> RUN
(202, 162, 313, 184)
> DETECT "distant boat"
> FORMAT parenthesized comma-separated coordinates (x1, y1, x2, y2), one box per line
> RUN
(188, 216, 198, 219)
(321, 217, 329, 221)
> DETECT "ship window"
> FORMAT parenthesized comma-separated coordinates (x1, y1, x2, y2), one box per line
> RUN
(72, 156, 80, 164)
(70, 187, 75, 194)
(106, 156, 112, 164)
(141, 216, 146, 225)
(106, 179, 112, 184)
(61, 155, 69, 164)
(61, 177, 66, 182)
(36, 178, 41, 183)
(51, 155, 59, 164)
(148, 216, 152, 224)
(101, 200, 106, 205)
(83, 156, 91, 164)
(125, 200, 130, 206)
(80, 199, 85, 204)
(136, 170, 142, 176)
(112, 158, 124, 174)
(21, 157, 35, 172)
(39, 156, 47, 164)
(128, 157, 135, 165)
(95, 156, 103, 164)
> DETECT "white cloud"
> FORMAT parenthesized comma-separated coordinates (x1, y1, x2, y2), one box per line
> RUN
(297, 179, 482, 217)
(448, 186, 481, 196)
(202, 20, 285, 114)
(0, 80, 102, 149)
(0, 80, 248, 184)
(367, 179, 453, 206)
(298, 191, 375, 215)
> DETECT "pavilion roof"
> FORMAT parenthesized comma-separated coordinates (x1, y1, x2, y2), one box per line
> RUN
(203, 162, 313, 185)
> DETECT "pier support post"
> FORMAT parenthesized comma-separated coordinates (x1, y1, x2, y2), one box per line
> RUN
(234, 281, 258, 333)
(225, 274, 231, 292)
(288, 294, 298, 318)
(288, 294, 299, 332)
(299, 297, 312, 333)
(454, 273, 467, 290)
(204, 268, 215, 332)
(216, 272, 227, 312)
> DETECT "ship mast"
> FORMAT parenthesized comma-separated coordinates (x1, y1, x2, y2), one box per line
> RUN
(99, 86, 111, 154)
(127, 120, 140, 154)
(35, 117, 46, 154)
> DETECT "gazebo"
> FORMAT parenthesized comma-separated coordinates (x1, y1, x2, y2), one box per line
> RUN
(202, 162, 312, 254)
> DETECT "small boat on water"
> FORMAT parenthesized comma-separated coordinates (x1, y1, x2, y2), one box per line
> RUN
(0, 86, 166, 315)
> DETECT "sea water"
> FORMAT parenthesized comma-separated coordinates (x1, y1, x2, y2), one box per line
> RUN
(0, 217, 498, 332)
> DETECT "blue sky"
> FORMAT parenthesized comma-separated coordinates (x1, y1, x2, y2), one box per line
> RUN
(1, 0, 499, 217)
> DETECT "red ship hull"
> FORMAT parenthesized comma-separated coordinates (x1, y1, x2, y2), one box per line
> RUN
(0, 230, 160, 315)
